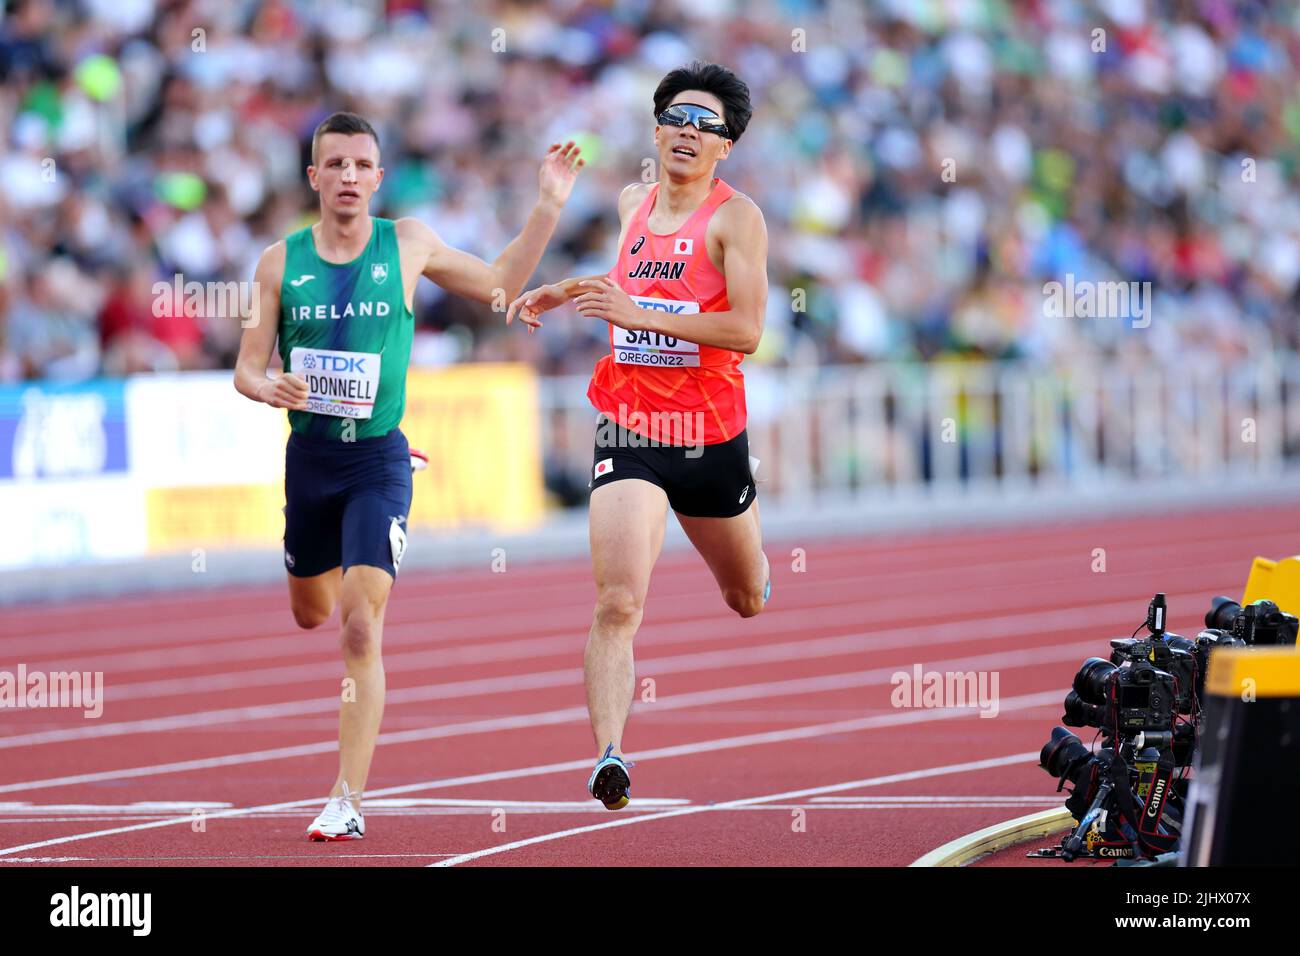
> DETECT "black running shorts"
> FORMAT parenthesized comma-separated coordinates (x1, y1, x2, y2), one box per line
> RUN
(589, 416, 756, 518)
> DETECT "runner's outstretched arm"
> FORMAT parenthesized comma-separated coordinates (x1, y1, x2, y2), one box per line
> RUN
(233, 240, 309, 409)
(505, 182, 650, 330)
(504, 274, 608, 329)
(404, 142, 584, 306)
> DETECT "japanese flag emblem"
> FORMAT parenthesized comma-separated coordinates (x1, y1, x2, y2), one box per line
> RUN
(673, 238, 693, 256)
(594, 458, 614, 480)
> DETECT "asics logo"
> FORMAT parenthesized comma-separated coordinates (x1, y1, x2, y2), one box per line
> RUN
(738, 486, 749, 504)
(290, 274, 316, 287)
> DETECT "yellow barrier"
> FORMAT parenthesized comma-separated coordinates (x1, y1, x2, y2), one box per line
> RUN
(1184, 645, 1300, 864)
(1204, 646, 1300, 698)
(1241, 555, 1300, 622)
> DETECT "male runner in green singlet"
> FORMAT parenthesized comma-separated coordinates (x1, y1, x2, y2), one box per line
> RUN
(233, 112, 583, 840)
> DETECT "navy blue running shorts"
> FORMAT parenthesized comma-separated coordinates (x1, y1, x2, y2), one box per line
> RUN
(283, 427, 413, 579)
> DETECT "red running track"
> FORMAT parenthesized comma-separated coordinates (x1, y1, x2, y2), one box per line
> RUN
(0, 502, 1295, 867)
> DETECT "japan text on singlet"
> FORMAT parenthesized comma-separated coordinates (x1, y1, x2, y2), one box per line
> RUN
(277, 217, 413, 439)
(586, 178, 746, 446)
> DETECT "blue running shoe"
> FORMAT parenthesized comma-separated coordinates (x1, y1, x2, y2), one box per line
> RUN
(587, 743, 633, 810)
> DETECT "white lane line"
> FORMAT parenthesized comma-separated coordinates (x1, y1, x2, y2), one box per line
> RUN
(0, 591, 1160, 750)
(7, 536, 1263, 673)
(3, 579, 904, 681)
(0, 808, 687, 823)
(0, 801, 233, 812)
(0, 531, 1075, 648)
(0, 632, 1084, 792)
(0, 798, 689, 815)
(3, 556, 919, 663)
(0, 854, 460, 862)
(4, 518, 1281, 651)
(429, 750, 1045, 866)
(807, 795, 1057, 803)
(0, 858, 96, 863)
(60, 592, 958, 703)
(732, 802, 1061, 810)
(0, 690, 1060, 857)
(361, 797, 691, 808)
(12, 574, 1187, 709)
(0, 803, 1062, 824)
(728, 806, 1060, 811)
(0, 560, 730, 650)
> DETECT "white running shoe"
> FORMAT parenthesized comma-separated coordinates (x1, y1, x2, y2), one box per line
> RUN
(306, 783, 365, 841)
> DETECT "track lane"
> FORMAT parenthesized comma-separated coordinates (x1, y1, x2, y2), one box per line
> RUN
(0, 502, 1291, 865)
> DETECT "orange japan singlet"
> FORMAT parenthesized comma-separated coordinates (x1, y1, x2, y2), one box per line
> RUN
(586, 178, 745, 446)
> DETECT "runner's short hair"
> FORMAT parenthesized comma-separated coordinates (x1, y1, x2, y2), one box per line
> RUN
(653, 61, 752, 143)
(311, 112, 380, 165)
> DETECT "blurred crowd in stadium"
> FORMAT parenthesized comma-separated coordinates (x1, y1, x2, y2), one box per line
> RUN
(0, 0, 1296, 386)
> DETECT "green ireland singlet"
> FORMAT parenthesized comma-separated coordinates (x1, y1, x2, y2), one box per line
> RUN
(277, 217, 412, 439)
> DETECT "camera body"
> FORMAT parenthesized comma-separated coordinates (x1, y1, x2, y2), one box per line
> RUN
(1112, 656, 1177, 734)
(1107, 639, 1182, 730)
(1206, 597, 1298, 646)
(1062, 640, 1182, 735)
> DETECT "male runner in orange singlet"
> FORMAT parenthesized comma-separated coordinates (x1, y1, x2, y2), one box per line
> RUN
(507, 62, 769, 809)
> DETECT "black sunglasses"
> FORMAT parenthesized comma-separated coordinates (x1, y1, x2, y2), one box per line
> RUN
(656, 103, 730, 138)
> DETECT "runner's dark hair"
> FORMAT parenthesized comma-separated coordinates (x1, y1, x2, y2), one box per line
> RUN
(312, 112, 380, 165)
(653, 62, 752, 143)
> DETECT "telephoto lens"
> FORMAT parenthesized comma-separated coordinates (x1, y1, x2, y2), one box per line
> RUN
(1062, 690, 1106, 728)
(1072, 657, 1117, 704)
(1039, 726, 1091, 778)
(1205, 596, 1241, 630)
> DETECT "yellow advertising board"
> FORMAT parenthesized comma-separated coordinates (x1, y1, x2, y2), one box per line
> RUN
(401, 364, 544, 531)
(146, 482, 284, 550)
(141, 364, 544, 554)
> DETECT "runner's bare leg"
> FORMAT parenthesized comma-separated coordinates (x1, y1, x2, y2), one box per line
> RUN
(288, 568, 342, 629)
(586, 478, 669, 760)
(675, 498, 767, 618)
(331, 564, 393, 808)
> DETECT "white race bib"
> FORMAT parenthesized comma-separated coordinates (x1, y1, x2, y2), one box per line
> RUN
(289, 346, 381, 419)
(614, 296, 701, 368)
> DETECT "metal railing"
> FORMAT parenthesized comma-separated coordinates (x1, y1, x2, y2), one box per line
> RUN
(538, 353, 1300, 507)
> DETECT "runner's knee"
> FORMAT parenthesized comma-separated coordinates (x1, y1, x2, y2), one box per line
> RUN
(724, 584, 765, 619)
(593, 585, 645, 635)
(292, 602, 332, 630)
(339, 609, 381, 660)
